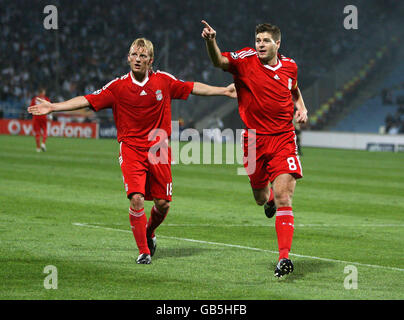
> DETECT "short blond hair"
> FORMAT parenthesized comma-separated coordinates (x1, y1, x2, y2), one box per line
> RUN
(129, 37, 154, 60)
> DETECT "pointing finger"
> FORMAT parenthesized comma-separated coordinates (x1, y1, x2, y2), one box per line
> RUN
(201, 20, 212, 30)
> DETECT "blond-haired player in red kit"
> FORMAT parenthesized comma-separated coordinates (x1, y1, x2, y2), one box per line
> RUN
(201, 21, 308, 277)
(28, 37, 236, 264)
(30, 88, 50, 152)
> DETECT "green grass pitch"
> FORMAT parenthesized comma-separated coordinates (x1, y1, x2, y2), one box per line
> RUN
(0, 135, 403, 300)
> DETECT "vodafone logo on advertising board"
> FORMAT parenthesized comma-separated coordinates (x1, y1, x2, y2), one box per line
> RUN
(0, 119, 98, 138)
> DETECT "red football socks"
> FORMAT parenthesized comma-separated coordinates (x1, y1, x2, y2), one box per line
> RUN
(129, 207, 150, 255)
(275, 206, 294, 261)
(35, 135, 41, 148)
(146, 205, 168, 238)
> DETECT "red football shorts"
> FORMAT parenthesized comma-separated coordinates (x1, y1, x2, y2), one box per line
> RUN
(119, 142, 172, 201)
(242, 130, 303, 189)
(33, 115, 47, 135)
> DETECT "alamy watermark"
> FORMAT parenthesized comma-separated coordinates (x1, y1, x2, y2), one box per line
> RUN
(43, 5, 58, 30)
(343, 5, 358, 30)
(43, 265, 58, 289)
(147, 121, 256, 176)
(343, 265, 358, 289)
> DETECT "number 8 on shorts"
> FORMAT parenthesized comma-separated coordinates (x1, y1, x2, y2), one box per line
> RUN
(287, 157, 298, 171)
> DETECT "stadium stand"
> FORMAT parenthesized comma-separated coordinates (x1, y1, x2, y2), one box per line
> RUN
(331, 96, 400, 133)
(0, 0, 402, 131)
(331, 60, 404, 133)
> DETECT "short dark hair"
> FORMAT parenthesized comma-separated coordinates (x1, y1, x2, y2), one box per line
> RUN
(255, 23, 281, 41)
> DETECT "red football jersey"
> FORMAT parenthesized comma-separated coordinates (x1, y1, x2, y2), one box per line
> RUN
(30, 95, 51, 120)
(222, 48, 298, 134)
(84, 70, 194, 148)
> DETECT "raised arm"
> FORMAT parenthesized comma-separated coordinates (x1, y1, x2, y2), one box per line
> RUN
(192, 82, 236, 98)
(291, 86, 308, 123)
(27, 96, 90, 115)
(201, 20, 229, 70)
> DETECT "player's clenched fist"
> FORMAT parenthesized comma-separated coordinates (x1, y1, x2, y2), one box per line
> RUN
(201, 20, 216, 40)
(294, 109, 308, 124)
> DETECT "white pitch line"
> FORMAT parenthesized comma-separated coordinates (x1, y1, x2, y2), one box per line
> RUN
(72, 222, 404, 273)
(162, 223, 404, 228)
(85, 222, 404, 228)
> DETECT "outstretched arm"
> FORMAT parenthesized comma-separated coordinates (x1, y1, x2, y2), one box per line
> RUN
(192, 82, 236, 98)
(201, 20, 229, 70)
(28, 96, 90, 115)
(292, 87, 308, 123)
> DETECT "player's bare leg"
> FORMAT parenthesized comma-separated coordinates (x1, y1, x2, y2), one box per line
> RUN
(35, 132, 41, 152)
(128, 193, 151, 264)
(272, 173, 296, 277)
(252, 185, 276, 218)
(146, 199, 170, 256)
(272, 173, 296, 208)
(41, 127, 47, 152)
(130, 192, 145, 210)
(252, 185, 270, 206)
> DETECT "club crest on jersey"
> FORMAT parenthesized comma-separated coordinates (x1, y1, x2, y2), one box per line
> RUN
(231, 52, 239, 59)
(155, 90, 163, 101)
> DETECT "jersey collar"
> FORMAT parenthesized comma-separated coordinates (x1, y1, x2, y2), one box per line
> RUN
(130, 70, 150, 87)
(263, 59, 282, 71)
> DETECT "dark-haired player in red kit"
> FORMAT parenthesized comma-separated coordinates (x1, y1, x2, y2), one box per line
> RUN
(30, 88, 50, 152)
(202, 21, 308, 277)
(28, 37, 236, 264)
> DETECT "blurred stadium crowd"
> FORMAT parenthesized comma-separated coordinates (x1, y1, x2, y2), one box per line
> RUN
(0, 0, 401, 127)
(384, 90, 404, 134)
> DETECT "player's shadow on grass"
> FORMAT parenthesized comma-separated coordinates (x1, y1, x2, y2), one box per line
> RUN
(269, 259, 334, 281)
(154, 246, 208, 260)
